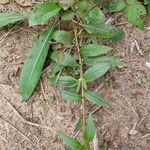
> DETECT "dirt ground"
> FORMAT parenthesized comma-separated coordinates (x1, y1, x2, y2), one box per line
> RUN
(0, 1, 150, 150)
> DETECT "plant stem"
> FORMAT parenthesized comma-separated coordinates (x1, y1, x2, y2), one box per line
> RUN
(73, 24, 86, 131)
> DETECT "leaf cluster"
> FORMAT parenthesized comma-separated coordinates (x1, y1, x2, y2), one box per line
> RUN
(0, 0, 148, 149)
(107, 0, 147, 29)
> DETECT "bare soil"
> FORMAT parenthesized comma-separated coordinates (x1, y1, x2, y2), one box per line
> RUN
(0, 2, 150, 150)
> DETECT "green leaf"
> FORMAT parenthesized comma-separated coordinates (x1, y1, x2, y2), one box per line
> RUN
(59, 0, 75, 10)
(84, 113, 96, 143)
(29, 2, 61, 26)
(88, 7, 106, 23)
(59, 133, 84, 150)
(85, 90, 110, 107)
(20, 22, 56, 101)
(75, 117, 83, 132)
(84, 56, 124, 68)
(61, 90, 82, 103)
(49, 76, 78, 87)
(109, 0, 126, 12)
(109, 28, 125, 42)
(82, 23, 113, 38)
(0, 12, 25, 28)
(52, 30, 73, 45)
(83, 62, 110, 82)
(49, 63, 63, 75)
(62, 10, 75, 21)
(125, 3, 146, 29)
(81, 23, 124, 41)
(80, 44, 113, 57)
(50, 51, 77, 67)
(75, 0, 89, 18)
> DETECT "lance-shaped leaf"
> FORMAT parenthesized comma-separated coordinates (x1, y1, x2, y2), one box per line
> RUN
(81, 23, 124, 41)
(84, 113, 96, 143)
(61, 90, 82, 103)
(0, 12, 25, 28)
(80, 44, 113, 57)
(49, 76, 78, 87)
(81, 23, 112, 38)
(59, 133, 84, 150)
(83, 62, 110, 82)
(50, 51, 77, 67)
(83, 56, 124, 68)
(29, 2, 61, 26)
(52, 30, 73, 45)
(85, 90, 110, 107)
(20, 22, 56, 101)
(75, 117, 83, 132)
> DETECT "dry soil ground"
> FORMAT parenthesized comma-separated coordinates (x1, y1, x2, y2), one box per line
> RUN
(0, 1, 150, 150)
